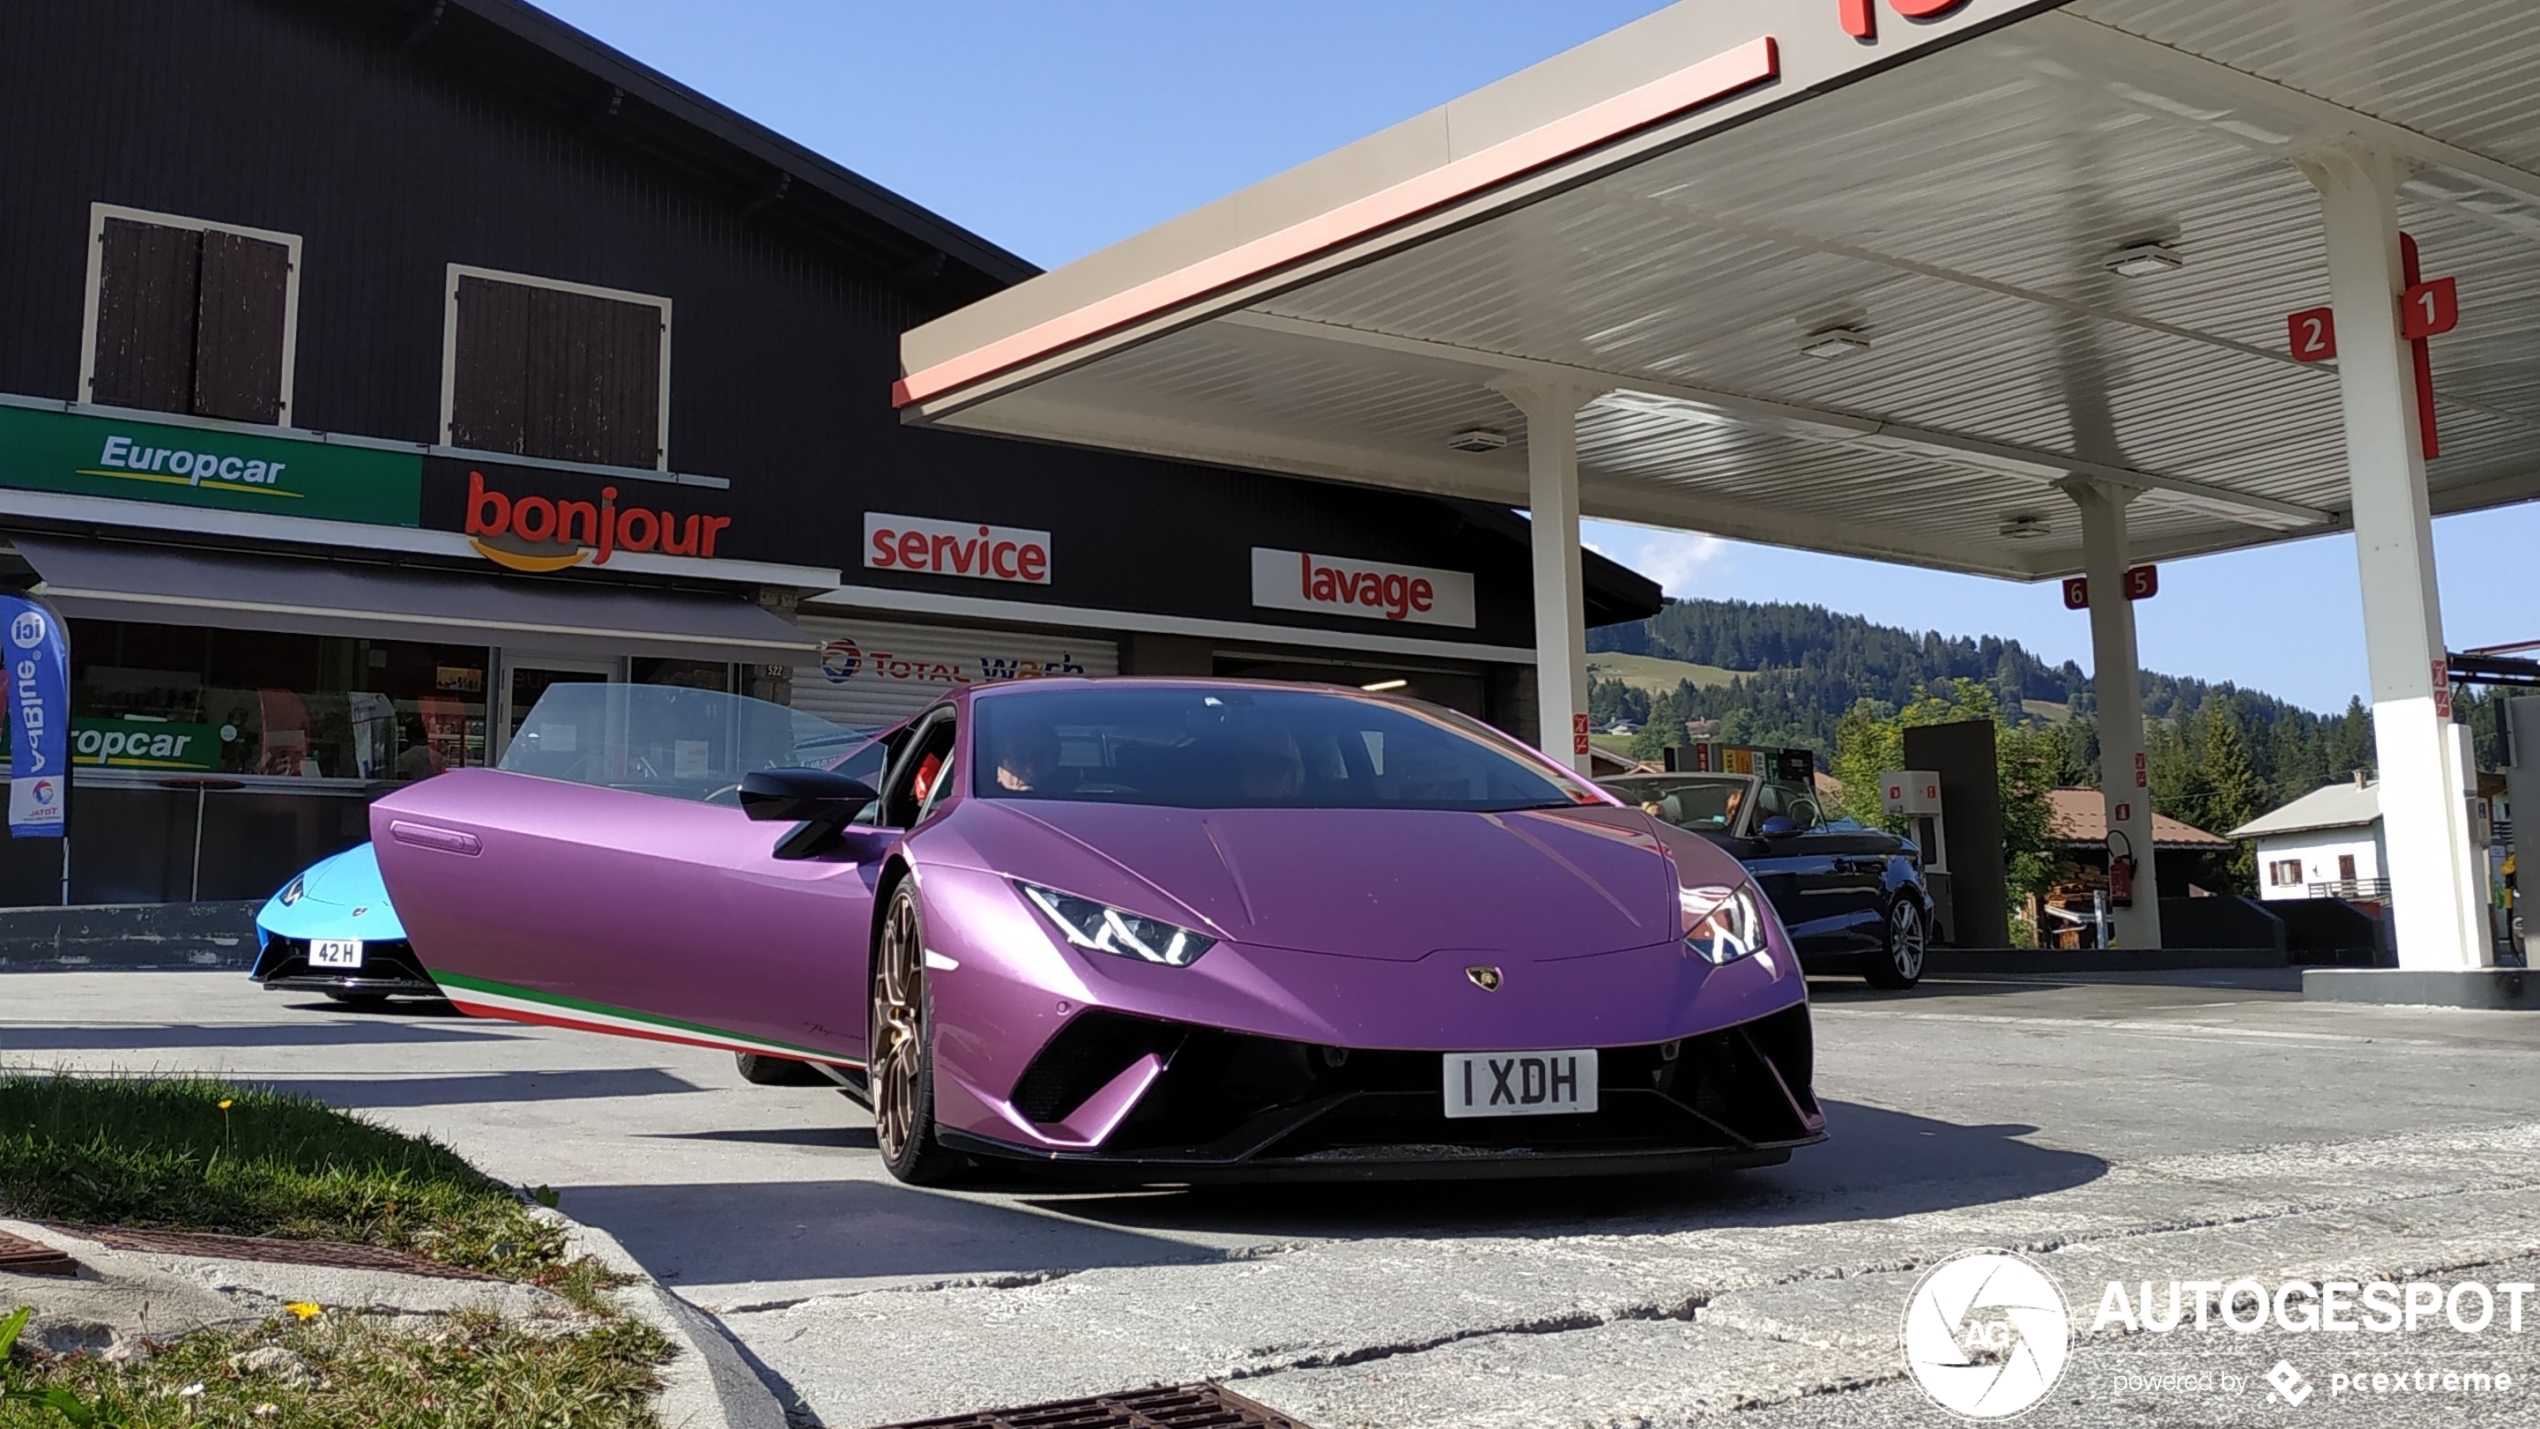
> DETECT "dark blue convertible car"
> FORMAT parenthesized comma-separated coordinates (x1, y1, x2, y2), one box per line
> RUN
(1600, 770, 1933, 989)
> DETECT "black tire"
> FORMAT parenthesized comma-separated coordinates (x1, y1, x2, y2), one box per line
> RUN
(324, 991, 391, 1008)
(871, 882, 963, 1186)
(1864, 898, 1927, 990)
(734, 1052, 830, 1087)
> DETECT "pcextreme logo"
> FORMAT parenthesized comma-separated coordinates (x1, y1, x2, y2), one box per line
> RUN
(464, 469, 731, 573)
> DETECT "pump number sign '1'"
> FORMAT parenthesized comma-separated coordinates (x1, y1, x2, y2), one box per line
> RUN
(2, 596, 69, 838)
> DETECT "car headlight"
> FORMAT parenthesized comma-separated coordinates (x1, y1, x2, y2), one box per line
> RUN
(1680, 882, 1765, 966)
(278, 875, 306, 907)
(1018, 882, 1215, 967)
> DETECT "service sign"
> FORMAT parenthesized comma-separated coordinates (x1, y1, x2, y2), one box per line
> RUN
(1250, 548, 1475, 629)
(0, 405, 421, 526)
(865, 512, 1051, 585)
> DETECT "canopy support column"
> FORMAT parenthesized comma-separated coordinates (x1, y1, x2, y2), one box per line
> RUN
(1503, 383, 1598, 773)
(2069, 481, 2163, 949)
(2304, 144, 2491, 970)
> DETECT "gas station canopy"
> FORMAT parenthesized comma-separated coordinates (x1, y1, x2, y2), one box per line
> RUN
(899, 0, 2538, 972)
(897, 0, 2540, 581)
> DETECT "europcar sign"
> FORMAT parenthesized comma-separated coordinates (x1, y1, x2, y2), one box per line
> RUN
(71, 717, 221, 772)
(0, 405, 421, 526)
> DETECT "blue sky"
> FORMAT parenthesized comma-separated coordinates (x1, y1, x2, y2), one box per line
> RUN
(541, 0, 2538, 713)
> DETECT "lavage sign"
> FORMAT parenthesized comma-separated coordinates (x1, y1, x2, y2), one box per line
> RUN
(1250, 548, 1475, 628)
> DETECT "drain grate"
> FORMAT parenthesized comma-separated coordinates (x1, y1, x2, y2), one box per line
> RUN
(870, 1382, 1310, 1429)
(0, 1228, 82, 1277)
(59, 1226, 496, 1281)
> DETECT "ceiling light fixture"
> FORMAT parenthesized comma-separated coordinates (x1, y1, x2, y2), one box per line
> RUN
(1799, 328, 1871, 360)
(2105, 242, 2184, 278)
(1446, 428, 1508, 453)
(1998, 515, 2050, 540)
(1360, 678, 1409, 693)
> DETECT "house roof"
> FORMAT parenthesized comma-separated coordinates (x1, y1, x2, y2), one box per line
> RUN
(378, 0, 1037, 299)
(2226, 779, 2380, 840)
(2047, 788, 2230, 850)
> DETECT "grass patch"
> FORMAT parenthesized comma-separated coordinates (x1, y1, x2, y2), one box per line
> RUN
(1, 1304, 668, 1429)
(0, 1074, 566, 1282)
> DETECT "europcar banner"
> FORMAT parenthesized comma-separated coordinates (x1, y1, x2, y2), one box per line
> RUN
(2, 595, 69, 838)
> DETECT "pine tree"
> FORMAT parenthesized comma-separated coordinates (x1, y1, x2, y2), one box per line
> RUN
(2195, 703, 2267, 891)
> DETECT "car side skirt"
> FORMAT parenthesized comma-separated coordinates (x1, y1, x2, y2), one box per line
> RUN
(431, 971, 867, 1069)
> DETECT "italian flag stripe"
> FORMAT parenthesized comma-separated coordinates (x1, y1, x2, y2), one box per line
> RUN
(430, 970, 862, 1069)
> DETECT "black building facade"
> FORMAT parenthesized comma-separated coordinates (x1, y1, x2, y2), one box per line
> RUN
(0, 0, 1658, 906)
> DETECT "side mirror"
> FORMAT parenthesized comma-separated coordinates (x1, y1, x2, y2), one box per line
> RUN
(740, 768, 878, 825)
(1758, 815, 1799, 837)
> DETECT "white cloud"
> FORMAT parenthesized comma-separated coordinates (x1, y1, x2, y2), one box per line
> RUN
(1584, 520, 1728, 596)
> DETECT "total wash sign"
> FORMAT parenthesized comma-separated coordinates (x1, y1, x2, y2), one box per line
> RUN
(1, 597, 69, 838)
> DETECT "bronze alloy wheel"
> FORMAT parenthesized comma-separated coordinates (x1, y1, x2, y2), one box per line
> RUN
(871, 883, 959, 1184)
(1867, 898, 1926, 990)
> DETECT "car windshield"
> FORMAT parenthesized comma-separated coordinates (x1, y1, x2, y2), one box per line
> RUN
(500, 683, 869, 802)
(1603, 775, 1755, 830)
(970, 685, 1601, 812)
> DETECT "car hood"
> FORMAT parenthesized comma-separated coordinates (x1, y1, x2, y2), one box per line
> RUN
(968, 800, 1681, 962)
(256, 842, 407, 941)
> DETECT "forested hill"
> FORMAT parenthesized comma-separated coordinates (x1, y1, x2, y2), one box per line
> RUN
(1587, 598, 2411, 805)
(1593, 598, 2091, 709)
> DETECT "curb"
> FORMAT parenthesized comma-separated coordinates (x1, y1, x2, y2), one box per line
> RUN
(539, 1209, 794, 1429)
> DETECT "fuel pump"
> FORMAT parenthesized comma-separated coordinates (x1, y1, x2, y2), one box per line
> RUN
(1880, 770, 1948, 941)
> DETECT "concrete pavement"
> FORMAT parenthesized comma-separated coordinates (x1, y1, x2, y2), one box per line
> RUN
(7, 970, 2540, 1427)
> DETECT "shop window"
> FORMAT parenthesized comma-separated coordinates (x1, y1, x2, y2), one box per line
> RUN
(66, 621, 490, 783)
(443, 265, 668, 469)
(81, 205, 299, 424)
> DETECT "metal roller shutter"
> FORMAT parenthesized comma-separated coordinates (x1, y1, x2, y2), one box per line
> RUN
(791, 614, 1118, 730)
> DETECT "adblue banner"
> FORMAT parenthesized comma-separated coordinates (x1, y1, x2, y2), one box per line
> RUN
(2, 596, 69, 838)
(0, 404, 421, 526)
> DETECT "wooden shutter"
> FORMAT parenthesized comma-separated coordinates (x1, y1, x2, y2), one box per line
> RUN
(450, 274, 532, 455)
(590, 291, 663, 468)
(524, 286, 661, 468)
(453, 276, 663, 467)
(193, 230, 291, 424)
(91, 218, 201, 413)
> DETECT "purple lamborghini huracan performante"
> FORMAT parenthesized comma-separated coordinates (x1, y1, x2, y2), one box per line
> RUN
(369, 679, 1824, 1185)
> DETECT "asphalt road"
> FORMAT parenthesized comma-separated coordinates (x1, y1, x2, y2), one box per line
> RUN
(8, 968, 2540, 1428)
